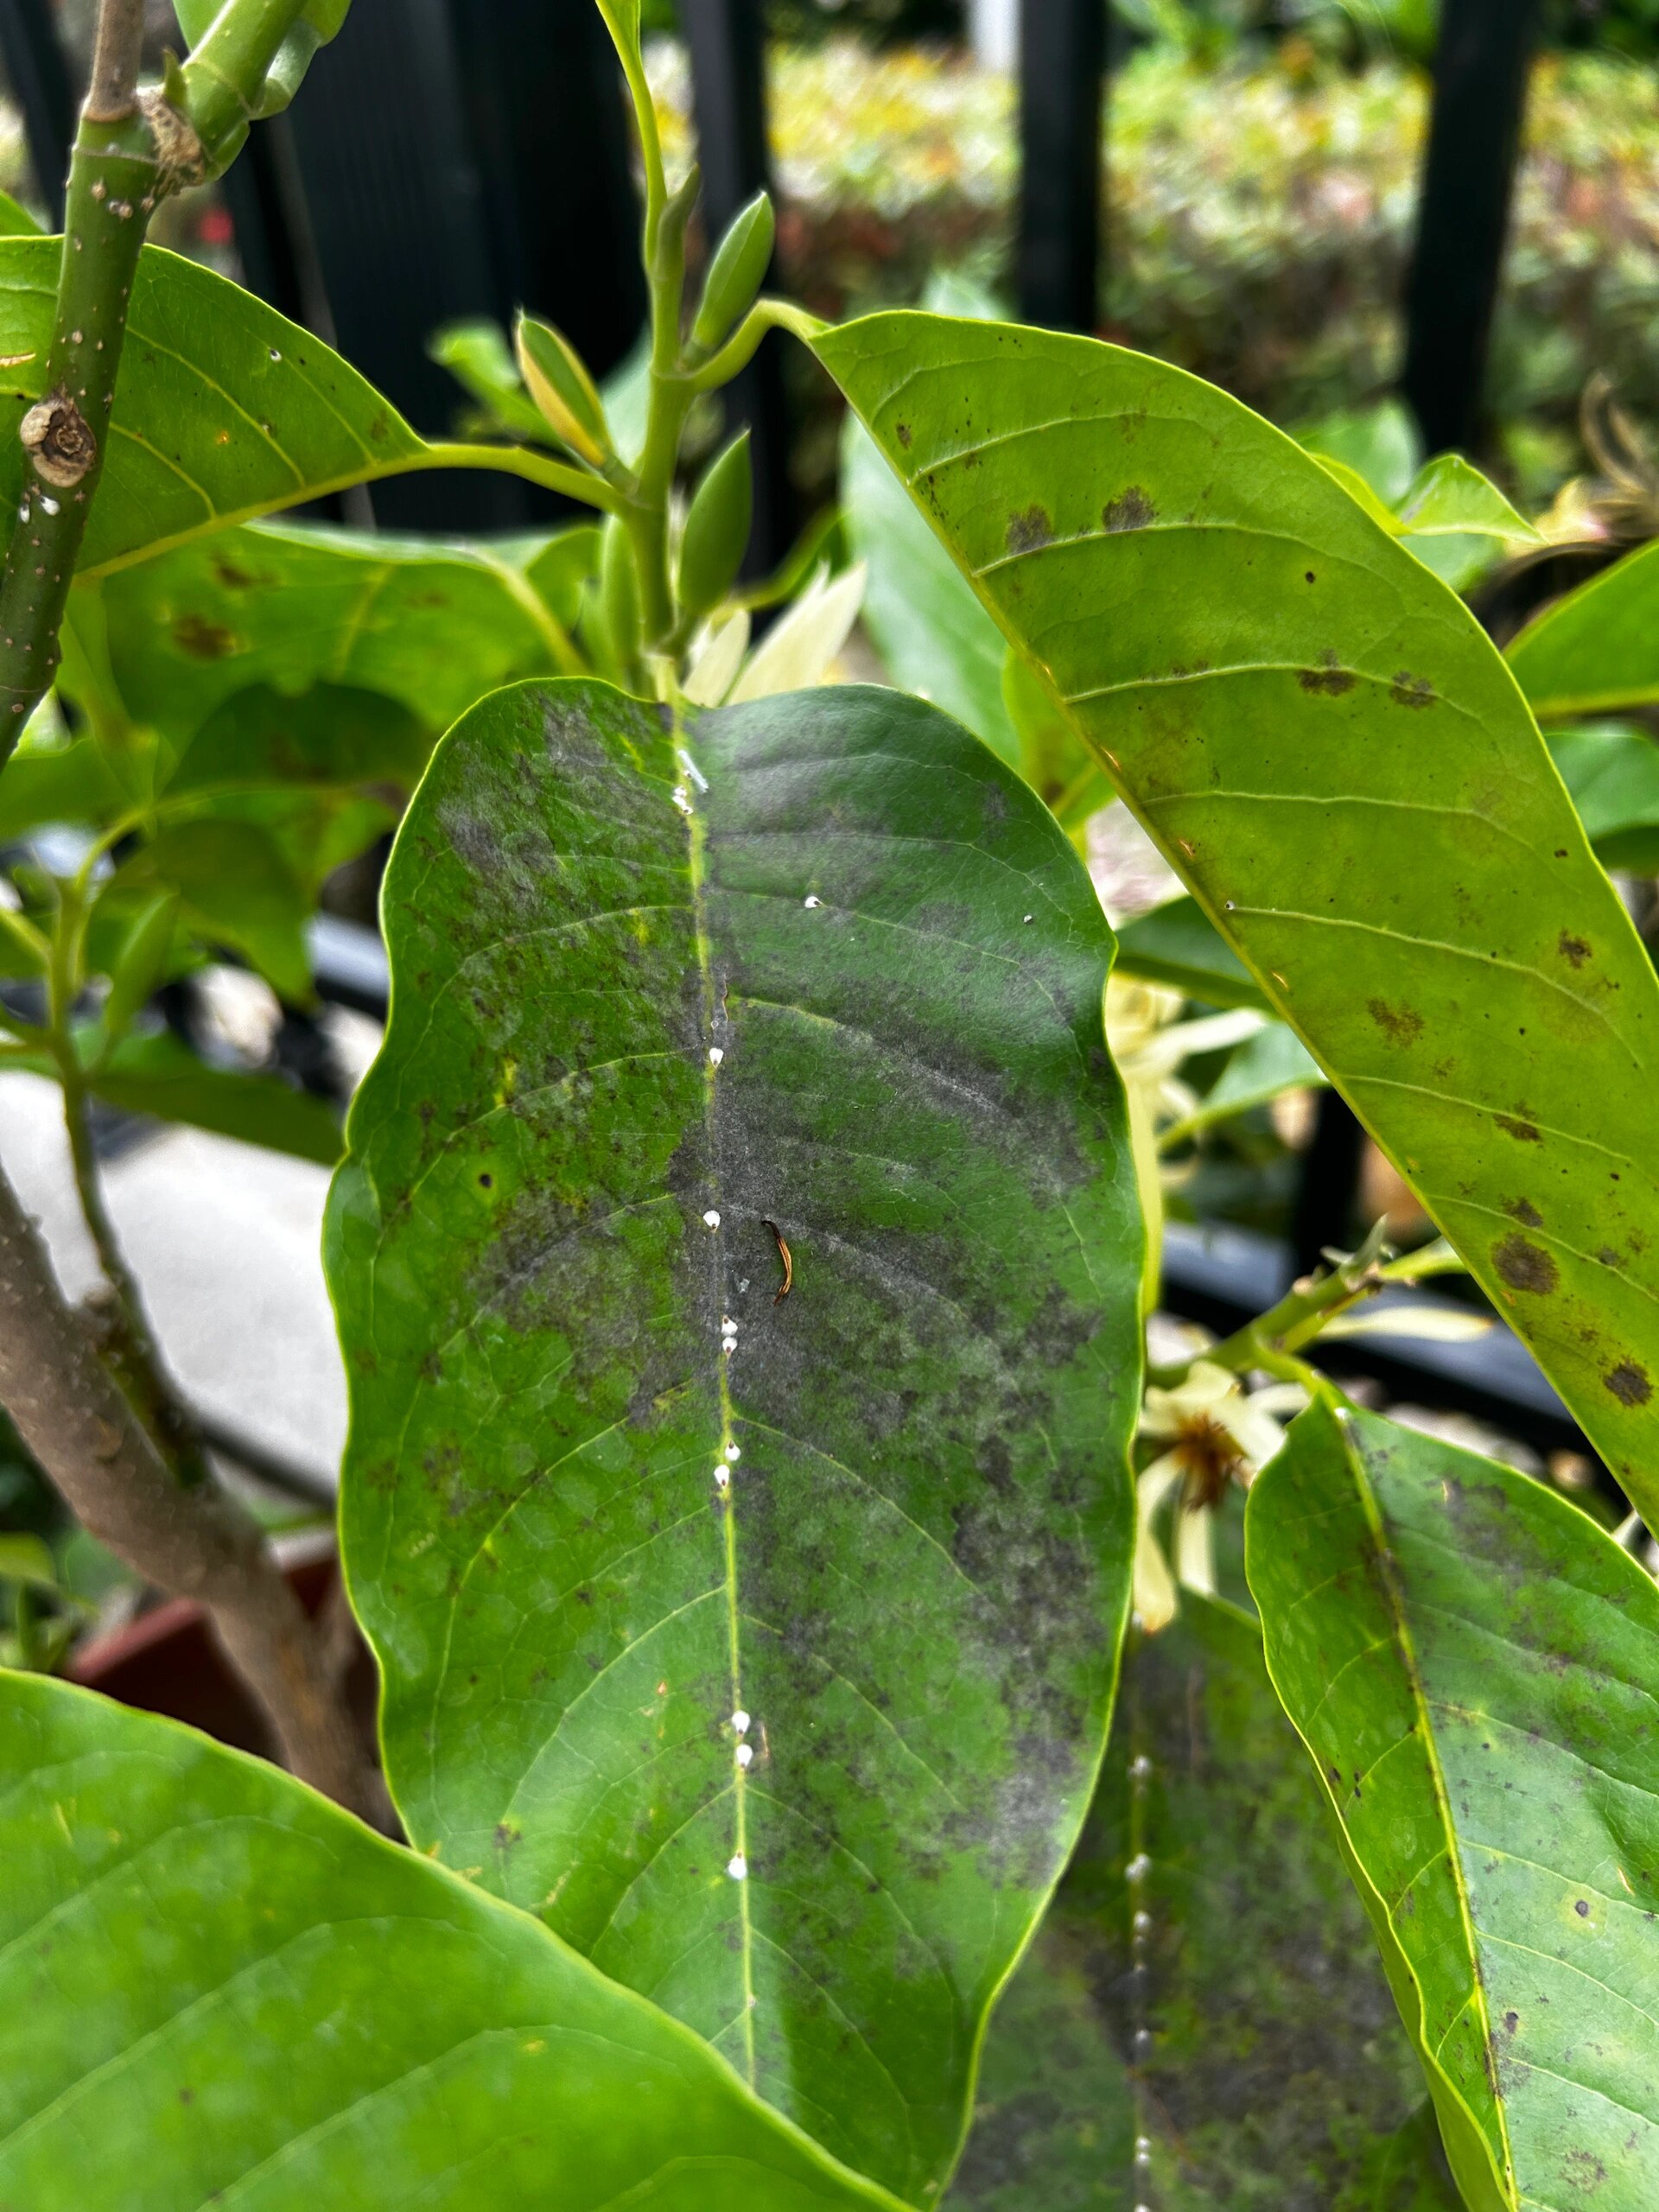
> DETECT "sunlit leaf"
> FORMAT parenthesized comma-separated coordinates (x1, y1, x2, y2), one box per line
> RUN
(817, 311, 1659, 1520)
(1250, 1397, 1659, 2210)
(0, 1672, 909, 2211)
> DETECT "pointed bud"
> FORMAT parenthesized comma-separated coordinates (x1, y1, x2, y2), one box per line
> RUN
(692, 191, 775, 353)
(654, 161, 702, 283)
(515, 314, 611, 467)
(678, 432, 753, 619)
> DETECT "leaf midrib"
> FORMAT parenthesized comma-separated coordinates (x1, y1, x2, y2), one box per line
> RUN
(682, 730, 758, 2086)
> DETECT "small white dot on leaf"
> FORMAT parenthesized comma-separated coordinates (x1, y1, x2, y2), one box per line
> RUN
(727, 1853, 747, 1880)
(702, 1210, 721, 1229)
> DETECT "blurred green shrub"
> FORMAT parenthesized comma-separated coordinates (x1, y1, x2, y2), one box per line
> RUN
(648, 36, 1659, 499)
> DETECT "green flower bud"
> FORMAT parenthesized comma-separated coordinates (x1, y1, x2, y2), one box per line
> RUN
(515, 314, 611, 467)
(678, 432, 753, 619)
(692, 191, 775, 354)
(654, 162, 702, 284)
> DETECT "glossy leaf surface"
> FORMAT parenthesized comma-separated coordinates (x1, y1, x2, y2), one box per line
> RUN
(0, 1672, 906, 2212)
(817, 313, 1659, 1513)
(328, 677, 1142, 2201)
(0, 240, 421, 575)
(1249, 1398, 1659, 2211)
(1507, 539, 1659, 720)
(955, 1591, 1458, 2212)
(84, 518, 562, 743)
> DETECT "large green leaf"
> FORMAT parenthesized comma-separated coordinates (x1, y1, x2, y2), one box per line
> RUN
(0, 240, 422, 575)
(1506, 540, 1659, 721)
(83, 518, 564, 741)
(954, 1590, 1458, 2212)
(1248, 1397, 1659, 2210)
(0, 1671, 906, 2211)
(816, 314, 1659, 1514)
(326, 676, 1142, 2201)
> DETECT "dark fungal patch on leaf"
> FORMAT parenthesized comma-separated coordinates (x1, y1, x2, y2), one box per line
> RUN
(1299, 651, 1355, 697)
(1101, 486, 1154, 533)
(171, 612, 238, 660)
(1389, 671, 1435, 709)
(1605, 1360, 1652, 1407)
(1006, 505, 1052, 555)
(1493, 1234, 1559, 1295)
(1366, 999, 1422, 1046)
(1558, 931, 1592, 968)
(1496, 1113, 1541, 1143)
(212, 552, 261, 591)
(1507, 1198, 1544, 1227)
(895, 422, 912, 448)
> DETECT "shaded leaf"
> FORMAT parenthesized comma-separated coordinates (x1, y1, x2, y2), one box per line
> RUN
(842, 410, 1018, 763)
(0, 736, 126, 839)
(954, 1594, 1459, 2212)
(817, 312, 1659, 1517)
(523, 523, 603, 635)
(1162, 1019, 1326, 1144)
(1002, 652, 1110, 826)
(0, 1672, 909, 2212)
(1298, 400, 1421, 506)
(115, 818, 309, 1002)
(327, 677, 1143, 2201)
(1507, 537, 1659, 721)
(1546, 721, 1659, 873)
(85, 518, 560, 742)
(1113, 895, 1268, 1011)
(0, 239, 422, 576)
(1249, 1397, 1659, 2210)
(1396, 457, 1536, 543)
(85, 1031, 341, 1162)
(166, 681, 429, 797)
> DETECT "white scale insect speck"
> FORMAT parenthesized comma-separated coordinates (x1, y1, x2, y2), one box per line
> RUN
(735, 1743, 753, 1768)
(1125, 1853, 1152, 1882)
(676, 747, 709, 793)
(803, 894, 821, 908)
(725, 1443, 741, 1461)
(671, 786, 693, 816)
(1130, 1753, 1152, 1778)
(708, 1046, 724, 1065)
(39, 496, 58, 517)
(714, 1467, 729, 1491)
(727, 1853, 747, 1881)
(731, 1709, 751, 1735)
(1133, 1910, 1152, 1933)
(702, 1210, 721, 1229)
(1023, 913, 1033, 924)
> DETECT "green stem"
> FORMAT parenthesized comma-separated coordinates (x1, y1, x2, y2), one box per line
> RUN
(0, 84, 156, 764)
(45, 875, 212, 1487)
(684, 299, 827, 395)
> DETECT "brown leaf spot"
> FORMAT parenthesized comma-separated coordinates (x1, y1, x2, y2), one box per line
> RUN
(171, 613, 238, 661)
(1102, 486, 1155, 532)
(1495, 1113, 1541, 1143)
(1493, 1234, 1558, 1295)
(1389, 670, 1435, 709)
(1558, 931, 1592, 968)
(1006, 505, 1052, 554)
(895, 421, 912, 447)
(1299, 649, 1355, 696)
(1605, 1360, 1652, 1408)
(1367, 998, 1423, 1046)
(1507, 1198, 1544, 1227)
(212, 554, 259, 591)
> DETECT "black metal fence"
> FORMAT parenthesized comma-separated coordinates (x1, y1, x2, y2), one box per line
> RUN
(0, 0, 1580, 1458)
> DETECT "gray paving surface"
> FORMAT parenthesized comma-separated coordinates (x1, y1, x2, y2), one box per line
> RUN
(0, 1073, 347, 1491)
